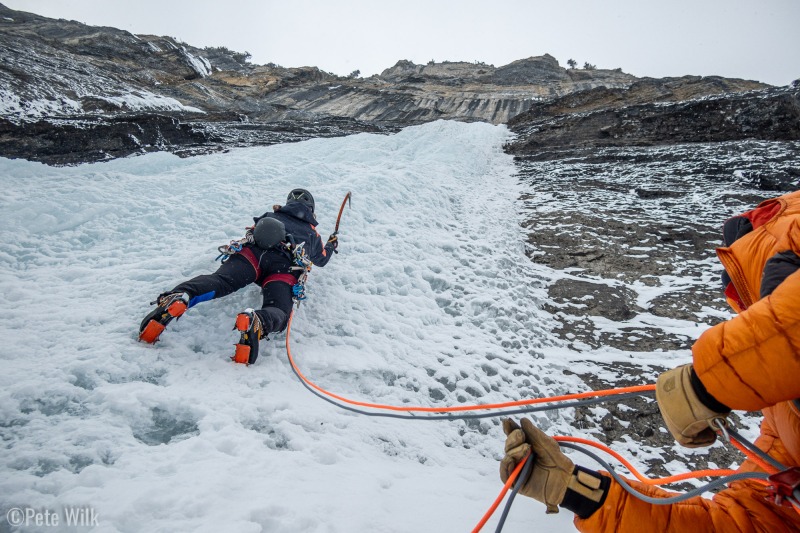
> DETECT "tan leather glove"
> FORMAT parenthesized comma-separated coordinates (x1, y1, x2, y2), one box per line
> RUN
(500, 418, 575, 513)
(500, 419, 610, 518)
(656, 364, 730, 448)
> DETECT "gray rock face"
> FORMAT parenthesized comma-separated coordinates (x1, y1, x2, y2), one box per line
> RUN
(519, 139, 799, 475)
(379, 55, 574, 86)
(506, 82, 800, 157)
(0, 114, 207, 164)
(0, 113, 388, 164)
(4, 2, 782, 165)
(519, 139, 800, 354)
(0, 5, 634, 127)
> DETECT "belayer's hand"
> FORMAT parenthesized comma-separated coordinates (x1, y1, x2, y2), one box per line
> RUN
(326, 233, 339, 254)
(656, 363, 731, 448)
(501, 419, 609, 518)
(501, 418, 574, 513)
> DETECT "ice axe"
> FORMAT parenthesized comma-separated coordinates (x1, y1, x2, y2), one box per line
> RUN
(330, 191, 351, 253)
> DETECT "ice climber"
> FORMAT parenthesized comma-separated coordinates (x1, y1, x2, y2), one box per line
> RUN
(139, 188, 338, 364)
(499, 189, 800, 531)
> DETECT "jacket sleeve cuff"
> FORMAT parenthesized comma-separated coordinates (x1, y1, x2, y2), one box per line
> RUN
(560, 466, 610, 519)
(690, 367, 731, 413)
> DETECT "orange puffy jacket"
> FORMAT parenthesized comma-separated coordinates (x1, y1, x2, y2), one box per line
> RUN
(576, 190, 800, 532)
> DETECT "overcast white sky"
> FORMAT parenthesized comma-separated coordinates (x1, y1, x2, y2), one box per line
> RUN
(5, 0, 799, 86)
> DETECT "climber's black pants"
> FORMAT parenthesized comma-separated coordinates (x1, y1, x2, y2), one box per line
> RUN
(171, 254, 293, 333)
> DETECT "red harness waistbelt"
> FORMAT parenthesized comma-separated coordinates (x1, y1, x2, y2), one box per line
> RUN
(239, 248, 261, 279)
(261, 273, 297, 287)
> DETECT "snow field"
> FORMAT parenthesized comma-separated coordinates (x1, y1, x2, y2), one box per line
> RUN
(1, 121, 585, 532)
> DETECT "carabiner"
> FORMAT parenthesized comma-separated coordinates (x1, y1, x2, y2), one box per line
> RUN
(709, 417, 731, 442)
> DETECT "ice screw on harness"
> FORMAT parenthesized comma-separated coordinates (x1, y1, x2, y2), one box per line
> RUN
(292, 284, 307, 301)
(287, 241, 313, 306)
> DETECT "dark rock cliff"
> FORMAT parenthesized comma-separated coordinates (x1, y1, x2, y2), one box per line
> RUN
(505, 80, 800, 159)
(3, 3, 792, 166)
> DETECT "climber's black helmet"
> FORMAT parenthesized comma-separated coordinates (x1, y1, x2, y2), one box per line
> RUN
(286, 188, 315, 213)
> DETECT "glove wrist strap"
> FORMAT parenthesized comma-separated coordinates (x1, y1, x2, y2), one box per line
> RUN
(560, 466, 610, 519)
(690, 367, 731, 413)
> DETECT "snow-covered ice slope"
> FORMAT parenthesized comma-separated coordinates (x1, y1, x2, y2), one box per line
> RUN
(0, 121, 583, 532)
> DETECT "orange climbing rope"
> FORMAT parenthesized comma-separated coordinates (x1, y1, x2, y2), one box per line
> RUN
(285, 313, 656, 413)
(284, 312, 799, 529)
(471, 452, 531, 533)
(472, 434, 783, 532)
(282, 190, 799, 529)
(553, 436, 739, 485)
(728, 436, 780, 475)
